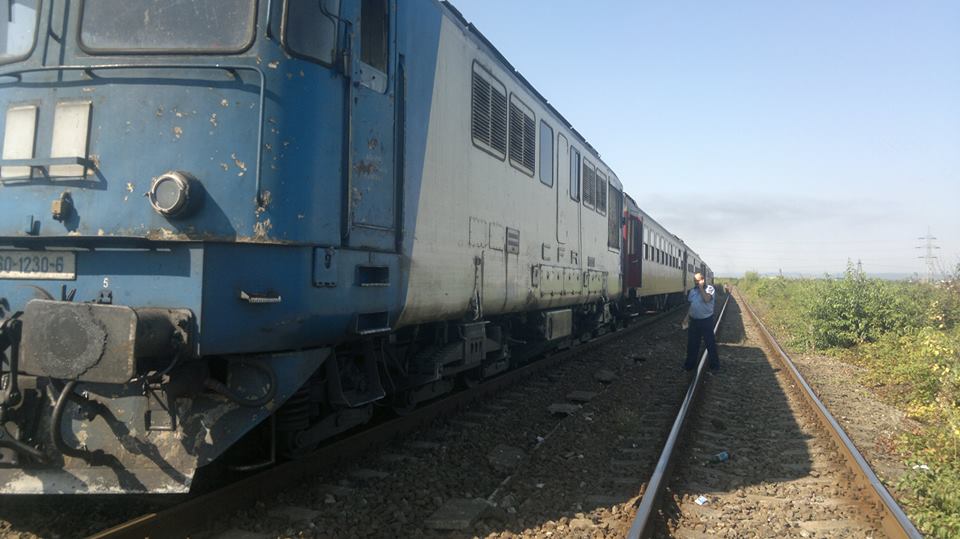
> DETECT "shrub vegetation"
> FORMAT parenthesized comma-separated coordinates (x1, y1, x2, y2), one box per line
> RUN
(734, 264, 960, 538)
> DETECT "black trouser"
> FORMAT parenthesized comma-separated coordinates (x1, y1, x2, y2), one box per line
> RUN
(685, 316, 719, 370)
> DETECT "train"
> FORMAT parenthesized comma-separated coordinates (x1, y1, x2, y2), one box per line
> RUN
(0, 0, 711, 494)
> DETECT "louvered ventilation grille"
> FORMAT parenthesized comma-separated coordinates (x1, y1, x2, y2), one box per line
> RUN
(597, 174, 607, 213)
(509, 103, 524, 165)
(490, 88, 507, 154)
(583, 165, 595, 206)
(472, 70, 507, 158)
(471, 73, 491, 143)
(509, 101, 535, 174)
(522, 114, 535, 172)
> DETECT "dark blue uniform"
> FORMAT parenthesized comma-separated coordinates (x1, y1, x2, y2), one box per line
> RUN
(685, 285, 720, 371)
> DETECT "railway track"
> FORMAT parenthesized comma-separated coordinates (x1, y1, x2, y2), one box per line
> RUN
(80, 308, 683, 539)
(163, 295, 724, 538)
(626, 288, 922, 539)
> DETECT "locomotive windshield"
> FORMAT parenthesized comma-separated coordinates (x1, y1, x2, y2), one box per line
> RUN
(0, 0, 38, 63)
(79, 0, 257, 53)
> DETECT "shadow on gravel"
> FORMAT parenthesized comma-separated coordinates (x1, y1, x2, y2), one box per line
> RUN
(651, 297, 816, 536)
(716, 301, 746, 345)
(0, 494, 177, 538)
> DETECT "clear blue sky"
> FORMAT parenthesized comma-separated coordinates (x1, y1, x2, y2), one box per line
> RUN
(451, 0, 960, 278)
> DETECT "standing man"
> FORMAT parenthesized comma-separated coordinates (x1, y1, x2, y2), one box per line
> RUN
(681, 272, 720, 371)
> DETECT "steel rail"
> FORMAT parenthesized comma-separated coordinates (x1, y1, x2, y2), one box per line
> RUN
(736, 288, 922, 539)
(87, 309, 680, 539)
(627, 293, 730, 539)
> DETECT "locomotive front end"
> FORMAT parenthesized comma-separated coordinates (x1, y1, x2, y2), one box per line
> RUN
(0, 0, 345, 493)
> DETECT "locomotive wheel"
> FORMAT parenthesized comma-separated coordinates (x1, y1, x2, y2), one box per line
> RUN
(389, 390, 417, 416)
(458, 368, 483, 389)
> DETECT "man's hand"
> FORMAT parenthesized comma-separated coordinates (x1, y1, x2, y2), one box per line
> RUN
(681, 316, 689, 330)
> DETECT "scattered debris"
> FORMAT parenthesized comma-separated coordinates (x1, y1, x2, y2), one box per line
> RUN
(695, 495, 709, 506)
(709, 451, 730, 464)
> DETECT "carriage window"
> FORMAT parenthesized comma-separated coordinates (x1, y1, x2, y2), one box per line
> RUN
(0, 0, 38, 63)
(607, 184, 622, 249)
(539, 121, 554, 187)
(284, 0, 341, 65)
(471, 64, 508, 159)
(80, 0, 257, 53)
(509, 95, 536, 175)
(360, 0, 388, 72)
(582, 160, 595, 207)
(570, 148, 581, 201)
(596, 171, 607, 215)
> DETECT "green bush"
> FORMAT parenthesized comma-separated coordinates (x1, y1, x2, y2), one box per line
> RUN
(809, 263, 925, 348)
(738, 268, 960, 537)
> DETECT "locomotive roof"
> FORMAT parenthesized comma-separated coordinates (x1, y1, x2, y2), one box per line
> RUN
(441, 1, 619, 190)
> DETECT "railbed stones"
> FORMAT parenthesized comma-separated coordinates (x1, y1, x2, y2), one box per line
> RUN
(547, 403, 581, 416)
(660, 297, 884, 537)
(348, 468, 390, 481)
(593, 369, 618, 384)
(566, 390, 599, 403)
(488, 444, 526, 472)
(188, 310, 695, 539)
(266, 505, 322, 522)
(424, 498, 491, 530)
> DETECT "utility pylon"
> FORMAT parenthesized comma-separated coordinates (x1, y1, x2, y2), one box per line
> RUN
(916, 227, 941, 283)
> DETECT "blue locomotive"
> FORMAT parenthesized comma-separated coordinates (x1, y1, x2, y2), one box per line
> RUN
(0, 0, 711, 494)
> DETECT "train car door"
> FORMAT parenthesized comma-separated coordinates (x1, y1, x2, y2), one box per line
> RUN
(625, 215, 643, 288)
(682, 250, 688, 289)
(347, 0, 399, 251)
(556, 134, 571, 245)
(558, 139, 581, 255)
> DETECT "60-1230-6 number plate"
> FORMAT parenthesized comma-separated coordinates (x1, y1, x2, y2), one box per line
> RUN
(0, 251, 76, 280)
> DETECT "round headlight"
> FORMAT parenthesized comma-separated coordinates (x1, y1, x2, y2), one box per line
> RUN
(149, 171, 197, 218)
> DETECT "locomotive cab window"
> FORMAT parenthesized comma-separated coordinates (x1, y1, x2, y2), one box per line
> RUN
(539, 121, 553, 187)
(360, 0, 388, 73)
(509, 95, 536, 176)
(283, 0, 341, 65)
(80, 0, 257, 53)
(471, 63, 508, 160)
(0, 0, 38, 64)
